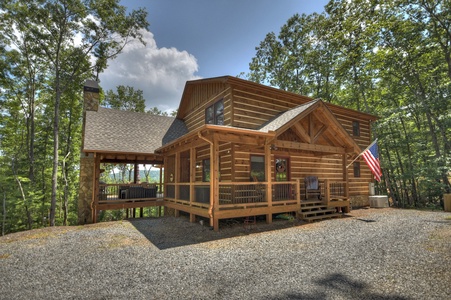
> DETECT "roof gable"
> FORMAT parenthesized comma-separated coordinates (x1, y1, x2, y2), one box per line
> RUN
(259, 99, 362, 155)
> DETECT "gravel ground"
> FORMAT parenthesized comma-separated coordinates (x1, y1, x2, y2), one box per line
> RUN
(1, 208, 450, 300)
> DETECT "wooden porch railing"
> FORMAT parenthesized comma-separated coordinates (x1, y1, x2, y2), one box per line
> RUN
(164, 180, 300, 208)
(323, 179, 350, 212)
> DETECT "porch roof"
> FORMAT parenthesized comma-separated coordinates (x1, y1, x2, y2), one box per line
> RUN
(156, 99, 363, 156)
(84, 107, 188, 154)
(257, 99, 321, 133)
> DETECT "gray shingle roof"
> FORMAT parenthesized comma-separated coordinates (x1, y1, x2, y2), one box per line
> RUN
(258, 99, 320, 132)
(84, 107, 188, 153)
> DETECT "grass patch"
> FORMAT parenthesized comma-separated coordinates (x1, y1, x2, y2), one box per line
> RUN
(0, 253, 11, 259)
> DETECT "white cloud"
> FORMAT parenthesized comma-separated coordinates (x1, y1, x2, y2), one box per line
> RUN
(99, 30, 201, 113)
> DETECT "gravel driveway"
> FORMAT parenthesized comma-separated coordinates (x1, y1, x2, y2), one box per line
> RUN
(1, 208, 450, 300)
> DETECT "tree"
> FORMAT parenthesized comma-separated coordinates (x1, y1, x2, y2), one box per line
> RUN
(247, 0, 450, 207)
(105, 85, 146, 112)
(0, 0, 149, 229)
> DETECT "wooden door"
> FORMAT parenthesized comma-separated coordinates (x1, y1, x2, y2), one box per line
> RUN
(274, 157, 290, 200)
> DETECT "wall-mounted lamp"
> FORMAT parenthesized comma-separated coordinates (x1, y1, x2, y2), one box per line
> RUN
(270, 144, 278, 151)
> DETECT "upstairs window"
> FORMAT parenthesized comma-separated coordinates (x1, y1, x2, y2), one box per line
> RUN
(206, 99, 224, 125)
(352, 121, 360, 136)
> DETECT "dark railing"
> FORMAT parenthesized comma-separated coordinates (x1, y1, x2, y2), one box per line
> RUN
(163, 181, 300, 207)
(272, 182, 296, 202)
(219, 183, 266, 205)
(98, 183, 161, 204)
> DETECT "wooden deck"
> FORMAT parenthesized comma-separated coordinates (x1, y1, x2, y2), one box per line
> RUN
(94, 180, 350, 230)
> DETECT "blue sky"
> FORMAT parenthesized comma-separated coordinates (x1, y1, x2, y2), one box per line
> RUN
(100, 0, 328, 112)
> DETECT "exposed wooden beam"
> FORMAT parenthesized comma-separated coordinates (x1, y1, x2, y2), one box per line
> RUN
(291, 122, 311, 144)
(274, 140, 346, 154)
(312, 124, 328, 144)
(215, 132, 266, 145)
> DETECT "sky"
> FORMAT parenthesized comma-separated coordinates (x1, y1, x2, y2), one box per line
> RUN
(99, 0, 329, 113)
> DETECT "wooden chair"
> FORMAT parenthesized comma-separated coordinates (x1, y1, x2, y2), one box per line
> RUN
(304, 176, 321, 200)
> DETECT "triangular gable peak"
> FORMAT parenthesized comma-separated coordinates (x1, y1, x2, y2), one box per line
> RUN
(259, 99, 362, 156)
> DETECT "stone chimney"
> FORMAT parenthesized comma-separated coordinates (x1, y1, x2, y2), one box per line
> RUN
(78, 80, 100, 225)
(83, 79, 100, 112)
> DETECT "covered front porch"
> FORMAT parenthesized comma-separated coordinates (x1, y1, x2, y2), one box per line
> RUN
(156, 125, 355, 229)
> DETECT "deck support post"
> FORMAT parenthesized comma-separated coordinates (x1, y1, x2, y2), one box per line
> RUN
(212, 135, 220, 231)
(265, 139, 273, 224)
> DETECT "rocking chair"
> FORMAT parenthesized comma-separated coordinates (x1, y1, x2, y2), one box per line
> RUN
(304, 176, 321, 200)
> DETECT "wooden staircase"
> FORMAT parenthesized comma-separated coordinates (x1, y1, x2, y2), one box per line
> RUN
(300, 200, 343, 222)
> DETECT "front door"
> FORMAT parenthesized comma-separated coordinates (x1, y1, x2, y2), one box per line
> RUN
(275, 157, 290, 200)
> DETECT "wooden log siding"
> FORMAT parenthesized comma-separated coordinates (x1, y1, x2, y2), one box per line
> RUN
(333, 113, 372, 147)
(179, 81, 228, 117)
(184, 89, 232, 132)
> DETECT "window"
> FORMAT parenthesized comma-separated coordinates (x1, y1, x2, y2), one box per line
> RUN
(206, 99, 224, 125)
(202, 159, 210, 182)
(250, 155, 265, 181)
(353, 161, 361, 177)
(352, 121, 360, 136)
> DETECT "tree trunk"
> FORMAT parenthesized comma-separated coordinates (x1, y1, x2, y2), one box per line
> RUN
(2, 191, 6, 236)
(13, 162, 32, 230)
(50, 66, 61, 227)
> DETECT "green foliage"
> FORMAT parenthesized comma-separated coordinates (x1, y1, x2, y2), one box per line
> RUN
(0, 0, 149, 234)
(247, 0, 451, 207)
(105, 85, 146, 112)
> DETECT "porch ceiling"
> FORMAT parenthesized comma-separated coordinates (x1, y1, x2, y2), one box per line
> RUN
(98, 152, 163, 165)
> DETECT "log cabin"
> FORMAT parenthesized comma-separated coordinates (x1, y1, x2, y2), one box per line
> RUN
(78, 76, 378, 231)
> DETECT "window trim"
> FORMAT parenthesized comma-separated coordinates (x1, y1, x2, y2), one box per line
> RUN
(205, 99, 224, 125)
(250, 155, 265, 181)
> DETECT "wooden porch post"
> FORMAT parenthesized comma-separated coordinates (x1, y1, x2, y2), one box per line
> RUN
(92, 153, 101, 223)
(343, 154, 349, 198)
(174, 151, 180, 217)
(134, 161, 139, 183)
(189, 147, 196, 223)
(265, 141, 273, 224)
(211, 135, 220, 231)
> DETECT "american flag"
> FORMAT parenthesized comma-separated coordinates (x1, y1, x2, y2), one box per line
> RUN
(362, 140, 382, 182)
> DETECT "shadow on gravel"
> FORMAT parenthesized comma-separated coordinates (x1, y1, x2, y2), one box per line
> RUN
(129, 215, 304, 250)
(356, 218, 377, 223)
(267, 273, 408, 300)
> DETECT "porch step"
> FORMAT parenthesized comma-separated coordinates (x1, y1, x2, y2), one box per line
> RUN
(303, 212, 343, 222)
(300, 207, 336, 218)
(301, 200, 323, 207)
(300, 201, 343, 222)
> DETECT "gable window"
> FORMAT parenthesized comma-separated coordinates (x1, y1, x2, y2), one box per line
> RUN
(202, 159, 210, 182)
(352, 121, 360, 136)
(353, 161, 361, 177)
(206, 99, 224, 125)
(250, 155, 265, 181)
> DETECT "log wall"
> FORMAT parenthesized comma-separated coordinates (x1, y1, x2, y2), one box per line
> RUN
(177, 79, 376, 203)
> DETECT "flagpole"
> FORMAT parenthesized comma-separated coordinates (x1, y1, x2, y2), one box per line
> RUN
(346, 139, 378, 169)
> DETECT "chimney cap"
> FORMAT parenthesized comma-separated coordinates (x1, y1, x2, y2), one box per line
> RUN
(84, 80, 100, 93)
